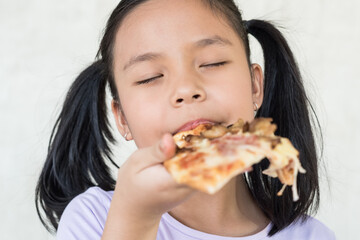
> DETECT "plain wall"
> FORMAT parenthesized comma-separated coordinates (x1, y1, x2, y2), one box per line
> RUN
(1, 0, 359, 239)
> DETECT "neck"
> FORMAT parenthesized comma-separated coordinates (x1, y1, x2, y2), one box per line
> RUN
(169, 176, 269, 237)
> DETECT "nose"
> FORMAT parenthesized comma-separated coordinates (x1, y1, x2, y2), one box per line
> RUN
(170, 81, 207, 107)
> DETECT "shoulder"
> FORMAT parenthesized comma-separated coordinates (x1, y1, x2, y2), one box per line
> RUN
(63, 186, 113, 212)
(56, 187, 114, 240)
(274, 216, 336, 240)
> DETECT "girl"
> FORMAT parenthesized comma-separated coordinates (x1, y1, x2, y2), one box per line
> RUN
(36, 0, 335, 239)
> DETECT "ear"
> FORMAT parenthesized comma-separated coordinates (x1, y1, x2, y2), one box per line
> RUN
(111, 99, 133, 141)
(251, 63, 264, 109)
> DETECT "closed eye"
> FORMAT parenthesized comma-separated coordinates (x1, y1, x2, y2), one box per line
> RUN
(136, 74, 163, 85)
(201, 61, 228, 68)
(135, 62, 227, 85)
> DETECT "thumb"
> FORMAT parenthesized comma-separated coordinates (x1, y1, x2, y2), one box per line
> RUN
(153, 133, 176, 163)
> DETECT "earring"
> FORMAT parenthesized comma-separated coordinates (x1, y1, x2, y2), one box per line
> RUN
(253, 102, 259, 111)
(124, 132, 129, 141)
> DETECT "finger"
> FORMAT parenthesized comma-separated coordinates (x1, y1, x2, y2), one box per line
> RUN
(153, 133, 176, 163)
(133, 133, 176, 170)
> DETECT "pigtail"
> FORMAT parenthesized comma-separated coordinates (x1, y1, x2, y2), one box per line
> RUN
(35, 60, 118, 232)
(243, 20, 320, 235)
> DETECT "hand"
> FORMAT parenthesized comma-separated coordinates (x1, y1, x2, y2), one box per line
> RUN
(102, 134, 195, 239)
(113, 133, 195, 219)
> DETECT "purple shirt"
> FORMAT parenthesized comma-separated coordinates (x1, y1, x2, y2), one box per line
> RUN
(57, 187, 336, 240)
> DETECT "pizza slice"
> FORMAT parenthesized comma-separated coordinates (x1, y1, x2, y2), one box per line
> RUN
(163, 118, 305, 201)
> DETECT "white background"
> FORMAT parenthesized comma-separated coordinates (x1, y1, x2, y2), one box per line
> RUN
(1, 0, 359, 239)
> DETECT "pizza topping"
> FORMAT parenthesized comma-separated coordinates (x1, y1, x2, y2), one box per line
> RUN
(247, 117, 277, 136)
(178, 152, 206, 169)
(213, 134, 259, 156)
(200, 125, 228, 139)
(226, 119, 245, 134)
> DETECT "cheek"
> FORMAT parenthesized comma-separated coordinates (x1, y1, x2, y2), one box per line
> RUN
(210, 77, 254, 122)
(120, 94, 165, 147)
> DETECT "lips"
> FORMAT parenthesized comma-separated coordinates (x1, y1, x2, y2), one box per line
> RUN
(173, 119, 216, 135)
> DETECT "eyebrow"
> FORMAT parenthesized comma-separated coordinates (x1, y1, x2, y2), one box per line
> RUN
(123, 52, 162, 71)
(194, 35, 233, 48)
(123, 35, 232, 71)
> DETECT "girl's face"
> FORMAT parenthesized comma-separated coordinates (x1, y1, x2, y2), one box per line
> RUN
(112, 0, 263, 148)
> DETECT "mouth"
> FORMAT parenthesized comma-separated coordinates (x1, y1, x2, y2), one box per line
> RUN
(173, 119, 217, 135)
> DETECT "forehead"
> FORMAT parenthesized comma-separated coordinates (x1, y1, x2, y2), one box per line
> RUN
(114, 0, 242, 64)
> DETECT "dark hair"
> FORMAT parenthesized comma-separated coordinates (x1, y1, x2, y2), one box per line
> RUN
(36, 0, 321, 236)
